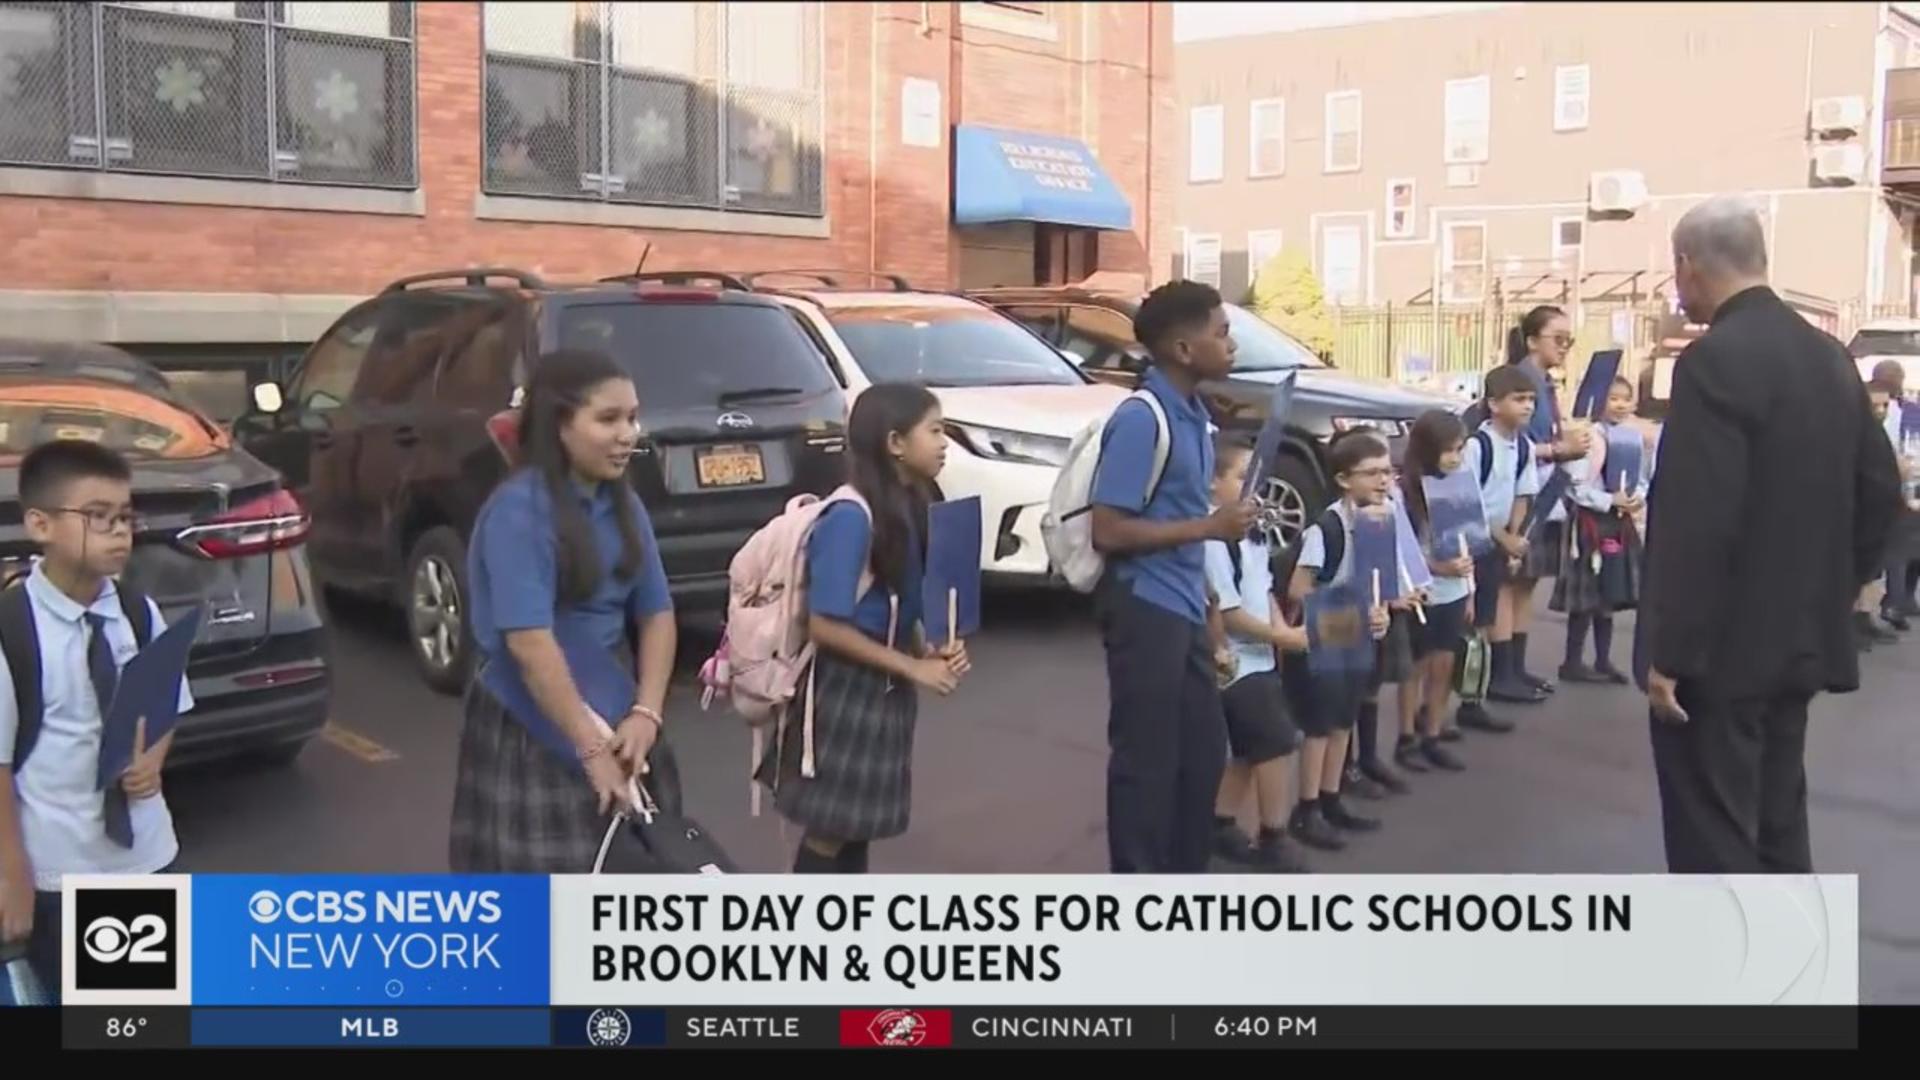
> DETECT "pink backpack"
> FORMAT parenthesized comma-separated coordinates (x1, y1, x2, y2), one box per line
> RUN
(699, 485, 883, 814)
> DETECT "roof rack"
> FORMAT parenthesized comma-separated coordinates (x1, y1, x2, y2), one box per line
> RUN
(383, 267, 548, 293)
(740, 269, 913, 291)
(599, 270, 751, 291)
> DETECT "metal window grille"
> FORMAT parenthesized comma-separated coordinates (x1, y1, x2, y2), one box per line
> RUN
(0, 2, 415, 186)
(482, 1, 823, 216)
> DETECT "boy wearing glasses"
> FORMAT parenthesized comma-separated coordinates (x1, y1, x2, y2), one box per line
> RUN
(0, 440, 190, 1002)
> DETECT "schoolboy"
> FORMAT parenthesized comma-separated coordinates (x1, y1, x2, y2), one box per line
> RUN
(1458, 364, 1544, 724)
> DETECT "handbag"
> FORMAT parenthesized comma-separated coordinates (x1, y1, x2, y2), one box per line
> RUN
(1454, 630, 1491, 702)
(591, 780, 738, 875)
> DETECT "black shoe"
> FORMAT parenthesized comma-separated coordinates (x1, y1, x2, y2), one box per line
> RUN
(1345, 771, 1390, 801)
(1322, 796, 1382, 833)
(1882, 608, 1912, 633)
(1360, 757, 1410, 794)
(1456, 702, 1517, 733)
(1488, 677, 1550, 704)
(1522, 672, 1557, 694)
(1290, 805, 1347, 851)
(1868, 620, 1899, 645)
(1394, 735, 1431, 773)
(1559, 661, 1610, 684)
(1438, 725, 1466, 742)
(1420, 738, 1466, 771)
(1593, 663, 1631, 685)
(1249, 831, 1311, 873)
(1211, 820, 1258, 865)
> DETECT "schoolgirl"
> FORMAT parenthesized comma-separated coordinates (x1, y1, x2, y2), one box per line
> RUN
(1551, 377, 1645, 683)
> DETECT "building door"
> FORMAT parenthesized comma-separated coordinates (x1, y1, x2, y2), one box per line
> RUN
(957, 223, 1039, 288)
(1036, 225, 1097, 285)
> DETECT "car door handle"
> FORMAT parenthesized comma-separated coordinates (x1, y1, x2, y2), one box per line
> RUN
(393, 426, 421, 447)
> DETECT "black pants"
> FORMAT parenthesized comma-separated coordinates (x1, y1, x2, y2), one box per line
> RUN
(1649, 688, 1812, 873)
(26, 888, 62, 1004)
(1100, 581, 1227, 874)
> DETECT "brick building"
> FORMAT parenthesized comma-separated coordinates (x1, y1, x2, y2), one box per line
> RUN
(0, 1, 1172, 415)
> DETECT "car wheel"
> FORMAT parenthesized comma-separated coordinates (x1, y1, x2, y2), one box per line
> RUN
(407, 526, 474, 696)
(1261, 453, 1327, 549)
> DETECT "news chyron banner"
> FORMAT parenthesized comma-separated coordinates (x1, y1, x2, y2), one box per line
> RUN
(59, 874, 1857, 1049)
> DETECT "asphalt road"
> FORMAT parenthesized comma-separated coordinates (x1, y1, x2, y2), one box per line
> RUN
(166, 589, 1920, 1003)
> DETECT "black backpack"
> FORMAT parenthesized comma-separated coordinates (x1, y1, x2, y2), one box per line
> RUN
(1266, 507, 1345, 593)
(0, 579, 154, 771)
(1470, 429, 1534, 487)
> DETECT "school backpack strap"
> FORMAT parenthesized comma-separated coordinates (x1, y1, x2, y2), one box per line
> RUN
(1314, 507, 1344, 585)
(1128, 389, 1174, 509)
(0, 584, 43, 771)
(117, 581, 154, 648)
(1473, 429, 1495, 487)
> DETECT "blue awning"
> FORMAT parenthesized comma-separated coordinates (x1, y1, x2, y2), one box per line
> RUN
(952, 124, 1133, 231)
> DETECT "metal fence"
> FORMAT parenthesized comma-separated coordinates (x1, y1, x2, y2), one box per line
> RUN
(481, 1, 823, 216)
(0, 1, 415, 186)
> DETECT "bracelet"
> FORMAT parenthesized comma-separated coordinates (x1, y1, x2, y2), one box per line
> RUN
(627, 703, 663, 729)
(578, 735, 615, 762)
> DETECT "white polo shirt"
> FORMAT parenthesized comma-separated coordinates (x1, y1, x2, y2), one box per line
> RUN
(0, 564, 192, 890)
(1460, 422, 1543, 532)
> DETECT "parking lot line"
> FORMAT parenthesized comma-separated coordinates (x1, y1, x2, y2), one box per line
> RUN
(319, 722, 400, 763)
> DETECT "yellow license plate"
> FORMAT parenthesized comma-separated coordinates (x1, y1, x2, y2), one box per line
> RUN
(695, 444, 765, 487)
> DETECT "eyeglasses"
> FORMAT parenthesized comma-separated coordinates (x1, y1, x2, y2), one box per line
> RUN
(47, 507, 142, 535)
(1549, 334, 1576, 347)
(1343, 466, 1394, 480)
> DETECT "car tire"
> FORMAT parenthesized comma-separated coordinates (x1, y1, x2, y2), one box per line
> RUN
(1262, 452, 1328, 550)
(406, 526, 475, 696)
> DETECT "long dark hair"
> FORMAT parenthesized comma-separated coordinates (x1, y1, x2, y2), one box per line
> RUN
(846, 382, 941, 592)
(517, 348, 645, 604)
(1505, 304, 1565, 365)
(1399, 409, 1467, 531)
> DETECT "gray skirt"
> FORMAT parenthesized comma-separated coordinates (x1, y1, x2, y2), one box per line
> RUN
(755, 652, 917, 843)
(1520, 519, 1566, 580)
(448, 674, 683, 874)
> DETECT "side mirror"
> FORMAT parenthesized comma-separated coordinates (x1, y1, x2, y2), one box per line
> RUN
(252, 381, 285, 415)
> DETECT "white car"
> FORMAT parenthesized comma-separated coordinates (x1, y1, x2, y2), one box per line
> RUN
(763, 283, 1126, 582)
(1847, 317, 1920, 391)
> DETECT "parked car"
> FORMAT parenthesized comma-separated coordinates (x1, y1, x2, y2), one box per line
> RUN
(233, 268, 850, 694)
(1847, 317, 1920, 391)
(974, 285, 1459, 545)
(0, 339, 330, 768)
(651, 270, 1130, 583)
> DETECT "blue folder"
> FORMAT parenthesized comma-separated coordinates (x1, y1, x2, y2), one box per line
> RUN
(1350, 504, 1400, 604)
(1603, 425, 1644, 494)
(1423, 466, 1493, 560)
(1391, 496, 1434, 592)
(1304, 585, 1375, 675)
(1521, 467, 1573, 538)
(1572, 349, 1624, 421)
(97, 605, 202, 790)
(1242, 372, 1300, 501)
(923, 496, 983, 648)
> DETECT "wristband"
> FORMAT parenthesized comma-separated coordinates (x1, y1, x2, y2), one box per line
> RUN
(627, 704, 663, 730)
(579, 735, 615, 762)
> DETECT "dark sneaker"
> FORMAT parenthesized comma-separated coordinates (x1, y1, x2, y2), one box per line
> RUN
(1457, 702, 1517, 733)
(1290, 806, 1347, 852)
(1249, 832, 1311, 873)
(1488, 677, 1550, 704)
(1394, 735, 1431, 773)
(1360, 757, 1410, 794)
(1420, 738, 1466, 771)
(1558, 662, 1610, 684)
(1438, 725, 1466, 742)
(1593, 663, 1631, 685)
(1212, 821, 1258, 865)
(1322, 797, 1382, 832)
(1345, 772, 1390, 801)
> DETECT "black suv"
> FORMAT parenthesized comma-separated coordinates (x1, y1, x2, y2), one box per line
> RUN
(975, 286, 1461, 544)
(235, 268, 849, 694)
(0, 340, 331, 767)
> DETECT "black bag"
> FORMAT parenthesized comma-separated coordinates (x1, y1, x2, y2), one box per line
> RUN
(1, 579, 153, 769)
(591, 781, 737, 875)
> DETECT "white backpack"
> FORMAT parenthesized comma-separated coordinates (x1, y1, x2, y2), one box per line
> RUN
(1040, 390, 1173, 593)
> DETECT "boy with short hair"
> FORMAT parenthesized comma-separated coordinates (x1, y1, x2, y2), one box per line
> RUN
(1287, 432, 1394, 841)
(1204, 435, 1310, 872)
(1458, 365, 1544, 725)
(0, 440, 191, 1002)
(1870, 360, 1919, 630)
(1090, 280, 1259, 874)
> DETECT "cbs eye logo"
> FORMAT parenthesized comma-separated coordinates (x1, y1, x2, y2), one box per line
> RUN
(74, 888, 178, 991)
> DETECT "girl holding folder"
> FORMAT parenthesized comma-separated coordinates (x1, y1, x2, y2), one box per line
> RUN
(757, 383, 970, 874)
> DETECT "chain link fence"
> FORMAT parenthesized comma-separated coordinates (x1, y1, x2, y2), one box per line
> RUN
(0, 1, 414, 186)
(482, 1, 822, 216)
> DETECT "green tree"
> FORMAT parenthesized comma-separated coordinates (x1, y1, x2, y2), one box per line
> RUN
(1246, 249, 1335, 358)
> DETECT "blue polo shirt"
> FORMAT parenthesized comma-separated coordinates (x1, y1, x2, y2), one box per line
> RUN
(1516, 360, 1559, 444)
(469, 469, 672, 763)
(1089, 366, 1214, 625)
(807, 501, 923, 645)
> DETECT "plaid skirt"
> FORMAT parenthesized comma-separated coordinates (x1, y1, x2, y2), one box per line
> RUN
(754, 652, 917, 843)
(1520, 519, 1566, 580)
(1550, 510, 1642, 616)
(448, 675, 684, 873)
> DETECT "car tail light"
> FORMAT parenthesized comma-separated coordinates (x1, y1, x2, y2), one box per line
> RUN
(178, 489, 311, 560)
(487, 407, 522, 464)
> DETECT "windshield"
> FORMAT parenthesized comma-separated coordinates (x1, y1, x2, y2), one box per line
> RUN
(558, 302, 837, 410)
(1224, 304, 1327, 372)
(1849, 329, 1920, 358)
(0, 380, 228, 465)
(827, 304, 1087, 388)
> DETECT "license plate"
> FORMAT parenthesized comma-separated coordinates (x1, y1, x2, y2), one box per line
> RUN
(695, 444, 765, 488)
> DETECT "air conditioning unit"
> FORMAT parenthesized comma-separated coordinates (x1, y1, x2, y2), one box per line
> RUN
(1589, 170, 1648, 213)
(1814, 143, 1866, 184)
(1811, 95, 1866, 135)
(1446, 164, 1481, 188)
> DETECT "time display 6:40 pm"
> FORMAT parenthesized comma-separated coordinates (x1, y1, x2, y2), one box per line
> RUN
(1210, 1014, 1318, 1040)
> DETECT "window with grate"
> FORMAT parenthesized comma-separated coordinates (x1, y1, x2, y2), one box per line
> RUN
(482, 1, 823, 216)
(0, 1, 416, 187)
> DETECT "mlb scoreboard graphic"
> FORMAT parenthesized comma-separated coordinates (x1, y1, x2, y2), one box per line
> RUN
(48, 874, 1861, 1050)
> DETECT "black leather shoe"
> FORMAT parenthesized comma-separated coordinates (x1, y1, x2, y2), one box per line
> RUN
(1883, 608, 1912, 633)
(1360, 757, 1410, 794)
(1456, 702, 1517, 733)
(1488, 678, 1550, 704)
(1290, 807, 1347, 852)
(1559, 662, 1611, 684)
(1394, 736, 1432, 773)
(1322, 797, 1382, 832)
(1593, 664, 1632, 685)
(1419, 738, 1466, 771)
